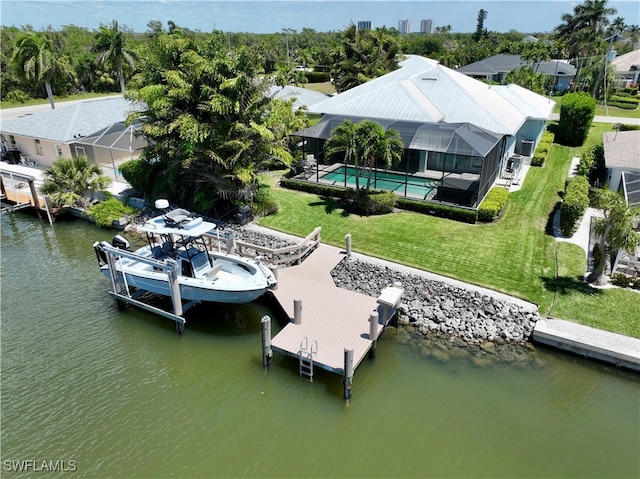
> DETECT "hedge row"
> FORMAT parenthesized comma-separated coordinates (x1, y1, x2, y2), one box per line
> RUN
(607, 101, 638, 110)
(280, 178, 477, 223)
(395, 197, 478, 223)
(304, 71, 331, 83)
(559, 175, 590, 236)
(531, 130, 555, 167)
(609, 95, 639, 106)
(477, 187, 509, 222)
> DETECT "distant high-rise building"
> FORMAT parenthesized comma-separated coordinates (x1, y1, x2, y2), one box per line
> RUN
(357, 20, 372, 31)
(420, 19, 435, 34)
(398, 19, 411, 34)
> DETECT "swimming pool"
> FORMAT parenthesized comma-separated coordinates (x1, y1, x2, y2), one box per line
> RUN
(320, 165, 439, 199)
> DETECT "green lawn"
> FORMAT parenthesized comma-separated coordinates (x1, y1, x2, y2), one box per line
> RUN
(259, 126, 640, 338)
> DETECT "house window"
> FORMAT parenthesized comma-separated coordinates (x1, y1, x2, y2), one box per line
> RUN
(34, 139, 44, 156)
(9, 135, 16, 149)
(55, 145, 63, 157)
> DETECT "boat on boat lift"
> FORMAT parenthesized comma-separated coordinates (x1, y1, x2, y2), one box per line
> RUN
(93, 200, 277, 305)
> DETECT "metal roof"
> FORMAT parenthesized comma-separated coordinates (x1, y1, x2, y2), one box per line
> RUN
(268, 85, 331, 110)
(603, 130, 640, 170)
(0, 96, 144, 143)
(295, 114, 503, 158)
(307, 55, 554, 136)
(456, 54, 576, 77)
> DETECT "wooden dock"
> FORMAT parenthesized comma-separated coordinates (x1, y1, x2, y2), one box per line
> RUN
(268, 241, 403, 392)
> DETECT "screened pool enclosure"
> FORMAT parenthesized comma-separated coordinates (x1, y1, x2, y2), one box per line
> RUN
(294, 115, 507, 208)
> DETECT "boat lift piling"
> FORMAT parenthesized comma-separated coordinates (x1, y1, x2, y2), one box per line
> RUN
(96, 242, 189, 334)
(261, 315, 273, 369)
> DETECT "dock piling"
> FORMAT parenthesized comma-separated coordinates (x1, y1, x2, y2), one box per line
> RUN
(369, 311, 379, 359)
(343, 348, 354, 401)
(345, 234, 352, 257)
(293, 299, 302, 324)
(261, 315, 273, 369)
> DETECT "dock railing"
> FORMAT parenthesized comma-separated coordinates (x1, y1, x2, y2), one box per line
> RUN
(202, 226, 322, 268)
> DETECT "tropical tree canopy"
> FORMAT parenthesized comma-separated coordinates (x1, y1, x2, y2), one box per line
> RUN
(126, 28, 296, 213)
(41, 156, 111, 207)
(324, 119, 405, 194)
(11, 31, 76, 109)
(330, 24, 401, 93)
(93, 20, 137, 93)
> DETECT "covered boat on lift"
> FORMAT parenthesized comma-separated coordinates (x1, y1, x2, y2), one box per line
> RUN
(93, 202, 277, 305)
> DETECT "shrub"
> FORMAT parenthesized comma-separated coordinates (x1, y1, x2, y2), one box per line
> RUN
(610, 272, 640, 290)
(577, 144, 604, 182)
(531, 151, 547, 167)
(304, 71, 331, 83)
(557, 92, 596, 147)
(87, 198, 137, 228)
(348, 190, 397, 215)
(250, 184, 279, 217)
(559, 175, 590, 236)
(396, 197, 477, 223)
(477, 187, 508, 222)
(5, 89, 30, 103)
(119, 159, 153, 196)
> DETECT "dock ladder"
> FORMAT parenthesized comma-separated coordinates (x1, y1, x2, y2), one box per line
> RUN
(298, 337, 317, 382)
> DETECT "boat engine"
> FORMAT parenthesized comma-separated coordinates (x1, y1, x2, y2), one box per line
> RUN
(112, 235, 130, 251)
(93, 241, 110, 266)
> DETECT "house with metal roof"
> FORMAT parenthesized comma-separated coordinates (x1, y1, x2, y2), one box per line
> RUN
(294, 55, 555, 208)
(0, 96, 147, 176)
(456, 54, 576, 93)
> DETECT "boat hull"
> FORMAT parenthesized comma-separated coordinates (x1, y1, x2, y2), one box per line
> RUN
(102, 267, 271, 304)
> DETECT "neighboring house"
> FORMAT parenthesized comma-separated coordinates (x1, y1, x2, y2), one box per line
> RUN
(296, 55, 555, 208)
(602, 129, 640, 276)
(456, 54, 576, 93)
(0, 96, 147, 176)
(268, 85, 331, 110)
(603, 129, 640, 206)
(611, 49, 640, 89)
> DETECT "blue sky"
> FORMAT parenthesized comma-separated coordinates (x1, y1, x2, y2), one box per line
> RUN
(1, 1, 638, 34)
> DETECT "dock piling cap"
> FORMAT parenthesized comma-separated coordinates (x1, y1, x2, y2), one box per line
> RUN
(155, 199, 169, 210)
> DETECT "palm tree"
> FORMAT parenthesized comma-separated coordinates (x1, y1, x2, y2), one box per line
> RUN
(41, 156, 111, 207)
(93, 20, 137, 93)
(11, 32, 63, 109)
(324, 119, 404, 195)
(587, 189, 640, 285)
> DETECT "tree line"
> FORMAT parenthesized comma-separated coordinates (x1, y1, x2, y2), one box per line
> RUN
(2, 0, 637, 104)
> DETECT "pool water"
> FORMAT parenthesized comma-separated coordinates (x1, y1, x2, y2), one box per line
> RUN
(320, 165, 438, 199)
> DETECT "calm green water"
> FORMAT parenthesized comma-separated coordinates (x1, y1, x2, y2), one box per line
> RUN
(1, 213, 639, 478)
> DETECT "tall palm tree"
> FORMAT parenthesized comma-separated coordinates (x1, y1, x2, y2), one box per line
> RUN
(587, 189, 640, 285)
(93, 20, 137, 93)
(324, 119, 404, 195)
(11, 32, 64, 109)
(41, 156, 111, 207)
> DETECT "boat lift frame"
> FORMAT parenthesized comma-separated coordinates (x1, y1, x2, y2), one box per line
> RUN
(95, 241, 198, 333)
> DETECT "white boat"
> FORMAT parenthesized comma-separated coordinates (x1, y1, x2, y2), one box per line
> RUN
(93, 203, 277, 305)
